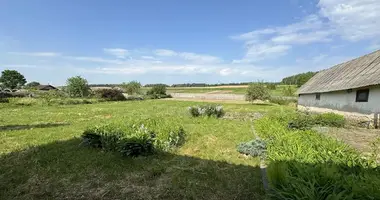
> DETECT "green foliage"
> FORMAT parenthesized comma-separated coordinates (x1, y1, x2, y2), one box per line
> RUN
(66, 76, 90, 97)
(94, 88, 126, 101)
(0, 98, 9, 103)
(269, 97, 296, 105)
(122, 81, 141, 95)
(9, 98, 40, 106)
(0, 70, 27, 89)
(281, 71, 317, 87)
(282, 85, 296, 96)
(81, 119, 186, 157)
(236, 138, 267, 158)
(266, 83, 277, 90)
(245, 83, 270, 102)
(146, 84, 167, 95)
(144, 93, 172, 99)
(288, 112, 346, 130)
(253, 111, 380, 199)
(25, 81, 41, 89)
(188, 105, 225, 118)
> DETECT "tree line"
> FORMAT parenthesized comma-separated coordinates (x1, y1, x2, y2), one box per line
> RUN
(281, 71, 317, 87)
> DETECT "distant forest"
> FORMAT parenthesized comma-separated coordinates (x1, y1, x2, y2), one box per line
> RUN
(88, 71, 318, 88)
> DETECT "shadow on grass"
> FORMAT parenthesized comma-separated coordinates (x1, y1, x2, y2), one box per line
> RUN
(0, 122, 70, 131)
(0, 139, 265, 200)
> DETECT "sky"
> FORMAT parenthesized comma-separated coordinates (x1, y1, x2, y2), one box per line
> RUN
(1, 0, 379, 85)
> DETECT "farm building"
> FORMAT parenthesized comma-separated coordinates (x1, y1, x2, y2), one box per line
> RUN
(37, 85, 58, 91)
(297, 50, 380, 120)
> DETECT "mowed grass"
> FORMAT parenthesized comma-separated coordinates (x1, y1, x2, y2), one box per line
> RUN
(0, 100, 285, 199)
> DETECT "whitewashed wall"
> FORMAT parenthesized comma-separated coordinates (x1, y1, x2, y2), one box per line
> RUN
(298, 86, 380, 114)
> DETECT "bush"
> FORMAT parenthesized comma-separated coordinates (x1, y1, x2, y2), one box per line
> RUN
(81, 119, 186, 157)
(237, 138, 267, 158)
(245, 83, 270, 102)
(314, 112, 345, 127)
(188, 105, 225, 118)
(266, 83, 277, 90)
(269, 97, 296, 105)
(0, 98, 9, 103)
(121, 81, 141, 95)
(146, 84, 167, 95)
(282, 86, 295, 96)
(144, 94, 172, 99)
(66, 76, 90, 97)
(48, 98, 96, 105)
(95, 88, 126, 101)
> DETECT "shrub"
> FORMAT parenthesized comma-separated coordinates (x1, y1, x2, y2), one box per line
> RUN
(66, 76, 90, 97)
(313, 112, 345, 127)
(237, 138, 267, 158)
(266, 83, 277, 90)
(81, 119, 186, 157)
(0, 98, 9, 103)
(146, 84, 167, 95)
(282, 86, 295, 96)
(188, 105, 225, 118)
(269, 97, 296, 105)
(121, 81, 141, 95)
(95, 88, 126, 101)
(245, 83, 271, 102)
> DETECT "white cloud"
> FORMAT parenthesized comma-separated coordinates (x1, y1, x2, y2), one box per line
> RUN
(271, 31, 332, 44)
(318, 0, 380, 41)
(8, 52, 60, 57)
(65, 56, 124, 64)
(154, 49, 177, 56)
(103, 48, 129, 58)
(233, 44, 292, 63)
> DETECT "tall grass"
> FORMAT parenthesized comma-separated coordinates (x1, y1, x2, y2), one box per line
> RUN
(254, 110, 380, 199)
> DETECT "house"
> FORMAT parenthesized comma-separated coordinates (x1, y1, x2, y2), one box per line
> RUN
(297, 50, 380, 121)
(37, 85, 58, 91)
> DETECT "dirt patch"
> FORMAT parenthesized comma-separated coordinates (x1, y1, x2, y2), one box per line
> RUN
(322, 127, 380, 154)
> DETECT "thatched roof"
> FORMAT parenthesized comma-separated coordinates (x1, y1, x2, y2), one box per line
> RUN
(298, 50, 380, 94)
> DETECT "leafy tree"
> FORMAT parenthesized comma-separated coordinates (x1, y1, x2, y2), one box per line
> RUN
(281, 71, 317, 87)
(282, 86, 296, 96)
(25, 81, 41, 89)
(266, 83, 277, 90)
(121, 81, 141, 95)
(146, 84, 167, 95)
(245, 83, 270, 102)
(0, 70, 27, 89)
(66, 76, 90, 97)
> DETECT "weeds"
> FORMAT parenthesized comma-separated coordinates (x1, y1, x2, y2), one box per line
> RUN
(188, 105, 225, 118)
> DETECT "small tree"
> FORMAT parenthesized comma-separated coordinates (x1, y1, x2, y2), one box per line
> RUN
(66, 76, 90, 97)
(245, 83, 270, 102)
(0, 70, 27, 89)
(122, 81, 141, 95)
(25, 81, 41, 89)
(147, 84, 167, 95)
(266, 83, 277, 90)
(282, 86, 295, 96)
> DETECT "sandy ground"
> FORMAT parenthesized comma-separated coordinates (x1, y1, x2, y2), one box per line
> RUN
(323, 127, 380, 154)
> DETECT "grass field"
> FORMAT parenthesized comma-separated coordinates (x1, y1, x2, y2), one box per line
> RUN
(141, 85, 298, 96)
(0, 100, 287, 199)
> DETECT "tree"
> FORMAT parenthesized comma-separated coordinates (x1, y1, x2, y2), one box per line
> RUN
(25, 81, 41, 89)
(66, 76, 90, 97)
(245, 83, 270, 102)
(281, 71, 317, 87)
(0, 70, 27, 89)
(121, 81, 141, 95)
(146, 84, 167, 95)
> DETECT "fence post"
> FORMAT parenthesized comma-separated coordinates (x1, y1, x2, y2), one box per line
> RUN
(375, 113, 379, 129)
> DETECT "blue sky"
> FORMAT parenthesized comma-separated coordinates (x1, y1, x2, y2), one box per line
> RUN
(1, 0, 379, 85)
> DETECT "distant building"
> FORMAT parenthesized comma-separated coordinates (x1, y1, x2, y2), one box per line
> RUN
(297, 50, 380, 120)
(37, 85, 58, 91)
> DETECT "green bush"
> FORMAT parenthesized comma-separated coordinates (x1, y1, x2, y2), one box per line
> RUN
(314, 112, 345, 127)
(266, 83, 277, 90)
(245, 83, 271, 102)
(146, 84, 167, 95)
(81, 119, 186, 157)
(282, 86, 296, 96)
(236, 138, 267, 158)
(269, 97, 296, 105)
(188, 105, 225, 118)
(94, 88, 126, 101)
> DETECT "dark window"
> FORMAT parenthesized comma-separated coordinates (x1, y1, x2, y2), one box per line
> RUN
(356, 89, 369, 102)
(316, 93, 320, 100)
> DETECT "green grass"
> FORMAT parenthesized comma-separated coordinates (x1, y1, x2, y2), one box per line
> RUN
(0, 100, 285, 199)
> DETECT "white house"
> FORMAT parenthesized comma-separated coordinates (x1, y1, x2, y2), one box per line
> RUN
(297, 50, 380, 122)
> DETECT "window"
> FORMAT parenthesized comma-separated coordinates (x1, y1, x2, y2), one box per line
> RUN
(316, 93, 321, 100)
(356, 89, 369, 102)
